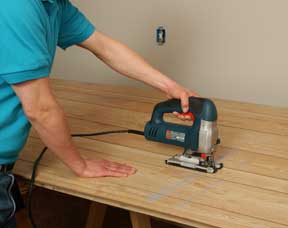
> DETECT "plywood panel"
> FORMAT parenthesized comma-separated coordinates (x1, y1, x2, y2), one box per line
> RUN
(16, 79, 288, 228)
(16, 137, 288, 228)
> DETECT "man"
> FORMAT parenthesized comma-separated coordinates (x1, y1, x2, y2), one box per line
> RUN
(0, 0, 198, 227)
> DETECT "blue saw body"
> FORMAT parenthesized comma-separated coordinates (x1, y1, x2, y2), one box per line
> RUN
(144, 97, 218, 151)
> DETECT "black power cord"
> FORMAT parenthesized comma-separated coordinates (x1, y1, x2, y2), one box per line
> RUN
(27, 129, 144, 228)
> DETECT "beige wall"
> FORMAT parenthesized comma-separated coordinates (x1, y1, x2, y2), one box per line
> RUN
(52, 0, 288, 107)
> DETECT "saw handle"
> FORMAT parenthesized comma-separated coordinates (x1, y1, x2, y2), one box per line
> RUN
(179, 112, 195, 121)
(151, 97, 217, 124)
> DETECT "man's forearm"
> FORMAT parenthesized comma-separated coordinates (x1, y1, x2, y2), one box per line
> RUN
(80, 32, 177, 93)
(12, 78, 85, 175)
(12, 78, 136, 178)
(27, 103, 85, 175)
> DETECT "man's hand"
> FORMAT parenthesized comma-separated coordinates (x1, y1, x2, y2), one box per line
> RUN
(75, 159, 136, 178)
(166, 81, 199, 120)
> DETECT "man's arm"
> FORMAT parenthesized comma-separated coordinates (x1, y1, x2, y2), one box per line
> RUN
(12, 78, 136, 177)
(79, 31, 198, 117)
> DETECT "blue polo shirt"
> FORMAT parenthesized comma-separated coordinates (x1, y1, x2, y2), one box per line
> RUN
(0, 0, 95, 164)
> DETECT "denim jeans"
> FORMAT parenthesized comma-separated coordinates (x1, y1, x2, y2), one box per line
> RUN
(0, 173, 16, 228)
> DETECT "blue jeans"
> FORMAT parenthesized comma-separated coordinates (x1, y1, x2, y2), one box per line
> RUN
(0, 173, 16, 228)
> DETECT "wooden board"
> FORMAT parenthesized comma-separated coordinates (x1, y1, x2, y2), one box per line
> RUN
(14, 79, 288, 228)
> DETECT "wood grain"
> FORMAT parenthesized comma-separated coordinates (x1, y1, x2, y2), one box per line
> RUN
(15, 79, 288, 228)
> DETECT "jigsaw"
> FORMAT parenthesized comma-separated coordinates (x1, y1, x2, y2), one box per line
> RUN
(144, 97, 223, 173)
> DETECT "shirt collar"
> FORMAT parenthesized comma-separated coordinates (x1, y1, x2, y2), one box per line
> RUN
(41, 0, 55, 3)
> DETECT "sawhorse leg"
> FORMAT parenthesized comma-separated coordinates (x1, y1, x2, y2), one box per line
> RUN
(85, 202, 151, 228)
(86, 202, 107, 228)
(130, 211, 151, 228)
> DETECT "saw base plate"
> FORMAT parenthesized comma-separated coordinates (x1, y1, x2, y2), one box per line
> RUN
(166, 154, 223, 173)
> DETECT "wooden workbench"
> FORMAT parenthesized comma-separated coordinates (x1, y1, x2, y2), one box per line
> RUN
(14, 79, 288, 228)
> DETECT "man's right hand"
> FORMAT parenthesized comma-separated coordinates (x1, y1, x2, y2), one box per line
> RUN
(75, 159, 137, 178)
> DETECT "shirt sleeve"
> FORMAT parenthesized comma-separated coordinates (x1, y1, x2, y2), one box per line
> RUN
(0, 0, 50, 84)
(58, 0, 96, 49)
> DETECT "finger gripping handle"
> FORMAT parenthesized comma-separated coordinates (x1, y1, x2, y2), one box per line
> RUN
(151, 97, 217, 124)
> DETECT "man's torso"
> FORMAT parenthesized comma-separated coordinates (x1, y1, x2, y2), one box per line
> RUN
(0, 0, 80, 164)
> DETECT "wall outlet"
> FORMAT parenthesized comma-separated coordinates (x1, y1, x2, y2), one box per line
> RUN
(156, 26, 166, 45)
